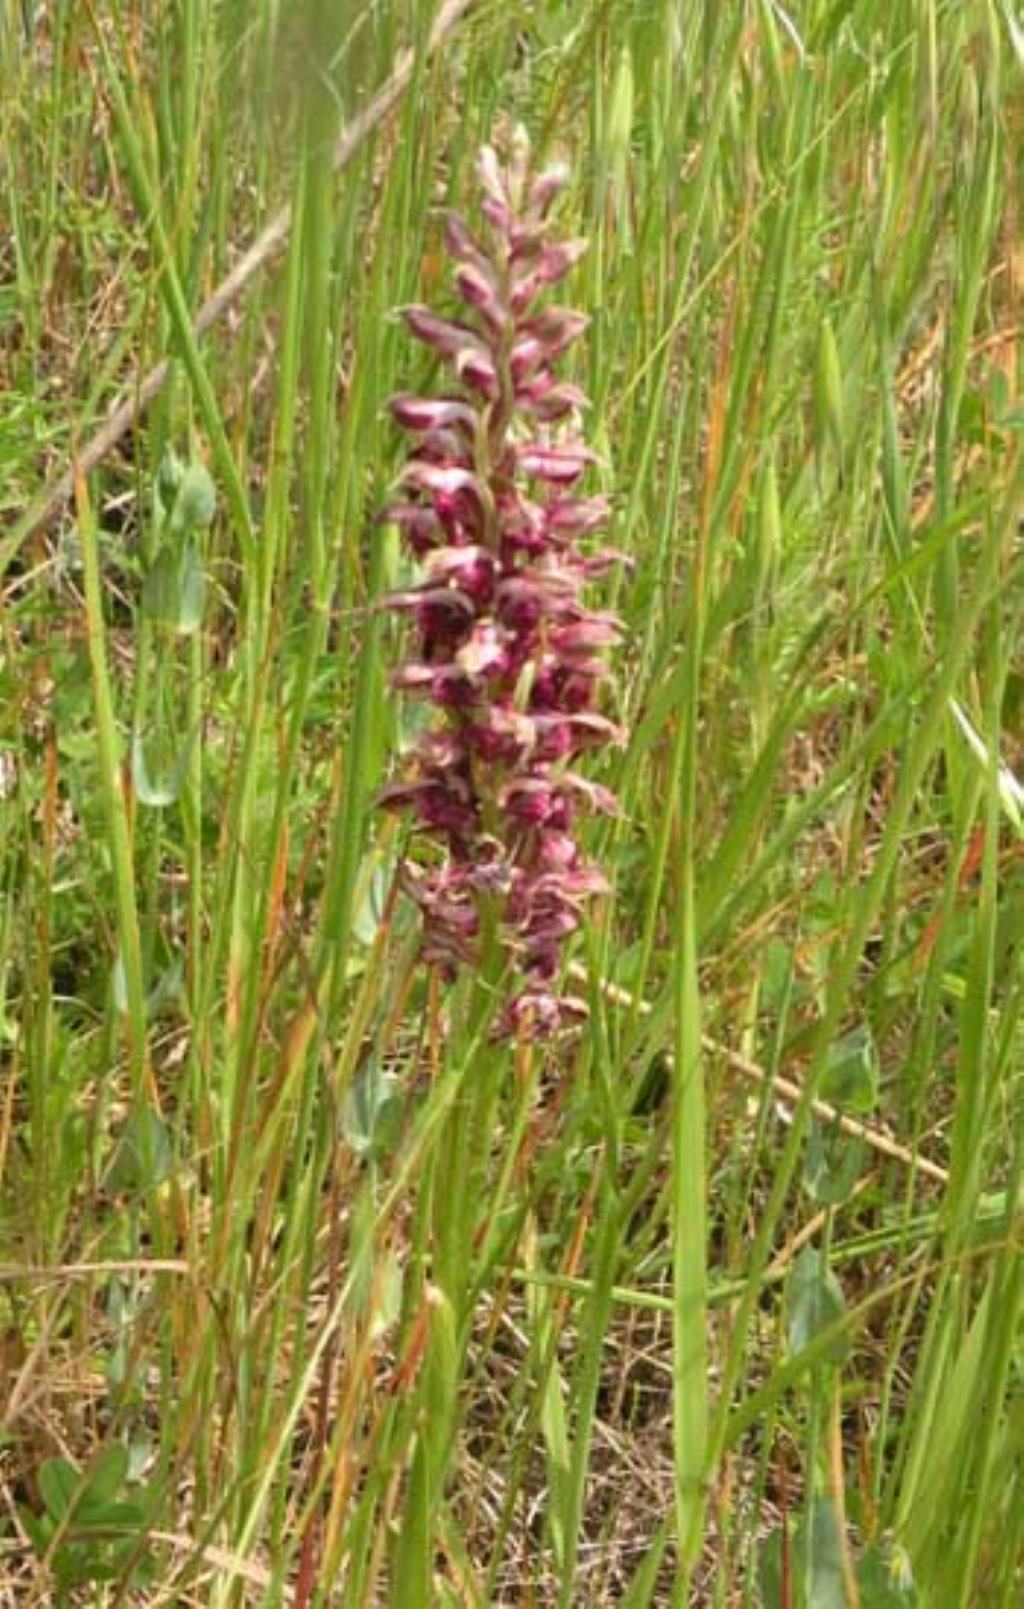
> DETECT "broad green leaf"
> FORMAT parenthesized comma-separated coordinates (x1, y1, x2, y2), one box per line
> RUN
(127, 1437, 152, 1483)
(757, 1527, 786, 1608)
(74, 1499, 146, 1531)
(819, 1025, 879, 1114)
(157, 447, 184, 509)
(145, 958, 184, 1019)
(83, 1444, 128, 1507)
(38, 1458, 80, 1521)
(369, 1249, 403, 1341)
(171, 464, 216, 530)
(525, 1259, 570, 1570)
(761, 1501, 853, 1609)
(174, 539, 206, 633)
(142, 544, 180, 622)
(759, 1506, 850, 1609)
(108, 1104, 174, 1193)
(804, 1116, 865, 1205)
(18, 1505, 52, 1555)
(787, 1247, 850, 1363)
(353, 853, 393, 947)
(342, 1057, 401, 1159)
(142, 540, 205, 634)
(132, 729, 187, 808)
(798, 1496, 846, 1609)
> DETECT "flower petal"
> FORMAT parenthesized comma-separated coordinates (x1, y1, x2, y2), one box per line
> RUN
(545, 496, 611, 536)
(422, 544, 496, 604)
(558, 772, 619, 815)
(520, 306, 589, 356)
(441, 209, 492, 275)
(455, 622, 509, 678)
(528, 161, 570, 217)
(390, 394, 477, 433)
(455, 263, 509, 335)
(402, 305, 488, 363)
(516, 444, 597, 485)
(511, 239, 589, 310)
(455, 347, 500, 398)
(515, 377, 589, 422)
(476, 144, 507, 206)
(550, 611, 623, 654)
(379, 502, 444, 553)
(397, 462, 485, 503)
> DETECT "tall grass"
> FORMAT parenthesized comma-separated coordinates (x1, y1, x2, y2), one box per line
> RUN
(1, 0, 1022, 1602)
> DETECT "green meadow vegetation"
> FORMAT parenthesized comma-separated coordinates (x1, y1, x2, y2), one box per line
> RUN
(1, 0, 1023, 1602)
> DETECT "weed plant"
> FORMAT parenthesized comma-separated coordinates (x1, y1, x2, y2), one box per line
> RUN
(0, 1, 1022, 1603)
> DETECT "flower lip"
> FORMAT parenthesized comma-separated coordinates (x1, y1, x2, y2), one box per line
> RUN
(465, 705, 538, 763)
(498, 990, 589, 1040)
(510, 337, 546, 385)
(455, 621, 509, 679)
(531, 712, 623, 758)
(532, 829, 579, 871)
(423, 544, 496, 602)
(391, 662, 476, 709)
(379, 502, 444, 556)
(411, 429, 473, 467)
(494, 570, 577, 629)
(377, 775, 476, 836)
(407, 729, 465, 767)
(559, 773, 619, 815)
(500, 776, 558, 825)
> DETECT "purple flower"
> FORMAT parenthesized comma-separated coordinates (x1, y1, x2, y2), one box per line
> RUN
(378, 127, 623, 1037)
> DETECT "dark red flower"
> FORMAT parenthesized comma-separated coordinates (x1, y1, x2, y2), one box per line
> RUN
(378, 127, 623, 1037)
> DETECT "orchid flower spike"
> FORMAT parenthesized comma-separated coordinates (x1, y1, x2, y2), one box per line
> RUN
(379, 127, 623, 1039)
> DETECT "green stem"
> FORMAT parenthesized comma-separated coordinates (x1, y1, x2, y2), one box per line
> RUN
(75, 475, 148, 1106)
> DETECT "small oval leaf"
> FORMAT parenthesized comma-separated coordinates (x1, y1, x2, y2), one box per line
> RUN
(39, 1458, 81, 1521)
(172, 464, 216, 530)
(109, 1104, 174, 1193)
(820, 1024, 879, 1114)
(787, 1246, 849, 1363)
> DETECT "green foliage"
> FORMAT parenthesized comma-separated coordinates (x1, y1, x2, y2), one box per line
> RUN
(342, 1056, 402, 1161)
(1, 0, 1022, 1602)
(787, 1248, 850, 1366)
(142, 451, 211, 633)
(20, 1447, 153, 1597)
(759, 1497, 848, 1609)
(108, 1103, 175, 1194)
(820, 1026, 880, 1116)
(803, 1117, 866, 1206)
